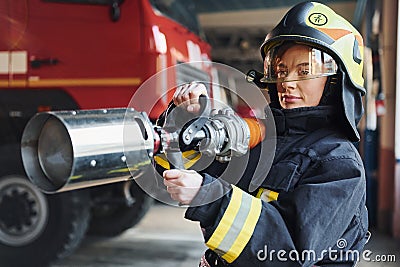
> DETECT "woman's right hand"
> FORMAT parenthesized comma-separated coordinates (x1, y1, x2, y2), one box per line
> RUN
(173, 82, 208, 113)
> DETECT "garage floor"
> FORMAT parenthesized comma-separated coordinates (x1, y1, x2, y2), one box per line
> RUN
(53, 204, 400, 267)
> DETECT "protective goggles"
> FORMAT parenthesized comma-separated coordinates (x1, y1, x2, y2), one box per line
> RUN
(261, 43, 338, 83)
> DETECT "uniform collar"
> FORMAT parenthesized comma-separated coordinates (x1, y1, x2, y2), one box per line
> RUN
(270, 106, 337, 136)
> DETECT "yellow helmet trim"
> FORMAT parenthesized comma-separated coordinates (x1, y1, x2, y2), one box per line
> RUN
(305, 2, 364, 88)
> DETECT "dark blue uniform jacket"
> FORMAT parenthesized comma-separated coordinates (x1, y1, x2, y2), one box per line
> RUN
(185, 106, 370, 266)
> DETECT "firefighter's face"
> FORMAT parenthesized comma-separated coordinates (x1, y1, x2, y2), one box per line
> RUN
(275, 45, 327, 109)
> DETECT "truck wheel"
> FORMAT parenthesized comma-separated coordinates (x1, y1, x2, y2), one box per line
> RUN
(0, 174, 90, 267)
(88, 180, 153, 237)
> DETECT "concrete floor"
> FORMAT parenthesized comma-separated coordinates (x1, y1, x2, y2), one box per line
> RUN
(53, 204, 206, 267)
(53, 204, 400, 267)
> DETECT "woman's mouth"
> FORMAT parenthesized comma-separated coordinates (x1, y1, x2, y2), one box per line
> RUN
(282, 95, 302, 103)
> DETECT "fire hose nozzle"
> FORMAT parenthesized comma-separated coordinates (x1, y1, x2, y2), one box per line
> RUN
(21, 108, 155, 193)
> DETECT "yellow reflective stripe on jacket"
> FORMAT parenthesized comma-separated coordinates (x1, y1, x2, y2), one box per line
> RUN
(206, 185, 262, 263)
(153, 150, 201, 169)
(256, 188, 279, 202)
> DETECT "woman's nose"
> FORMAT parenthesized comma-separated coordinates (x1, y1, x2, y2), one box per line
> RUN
(279, 80, 296, 91)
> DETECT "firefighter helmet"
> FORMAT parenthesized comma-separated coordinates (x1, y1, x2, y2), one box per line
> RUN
(260, 1, 365, 94)
(260, 1, 365, 141)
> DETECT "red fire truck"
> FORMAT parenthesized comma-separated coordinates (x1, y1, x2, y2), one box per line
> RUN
(0, 0, 212, 265)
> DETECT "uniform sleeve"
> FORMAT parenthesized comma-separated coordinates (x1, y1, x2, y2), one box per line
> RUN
(185, 157, 366, 266)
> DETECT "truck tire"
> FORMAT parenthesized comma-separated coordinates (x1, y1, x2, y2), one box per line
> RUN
(0, 168, 90, 267)
(88, 180, 153, 237)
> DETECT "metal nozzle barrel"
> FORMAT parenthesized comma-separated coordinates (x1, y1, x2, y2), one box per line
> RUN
(21, 108, 155, 193)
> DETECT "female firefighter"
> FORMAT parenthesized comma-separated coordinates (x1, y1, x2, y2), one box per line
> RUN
(161, 2, 369, 266)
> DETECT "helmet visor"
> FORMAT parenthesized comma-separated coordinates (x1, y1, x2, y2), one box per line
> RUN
(261, 43, 338, 83)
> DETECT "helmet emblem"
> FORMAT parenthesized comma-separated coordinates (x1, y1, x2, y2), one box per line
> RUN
(308, 13, 328, 26)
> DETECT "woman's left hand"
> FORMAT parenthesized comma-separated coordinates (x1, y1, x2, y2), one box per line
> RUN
(163, 169, 203, 205)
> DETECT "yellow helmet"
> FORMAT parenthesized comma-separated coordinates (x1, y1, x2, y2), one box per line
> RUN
(259, 1, 365, 141)
(260, 1, 365, 94)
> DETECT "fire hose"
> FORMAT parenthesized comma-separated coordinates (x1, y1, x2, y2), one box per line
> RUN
(21, 97, 264, 194)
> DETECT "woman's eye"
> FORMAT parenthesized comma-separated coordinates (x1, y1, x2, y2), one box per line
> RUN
(298, 69, 309, 76)
(276, 69, 288, 77)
